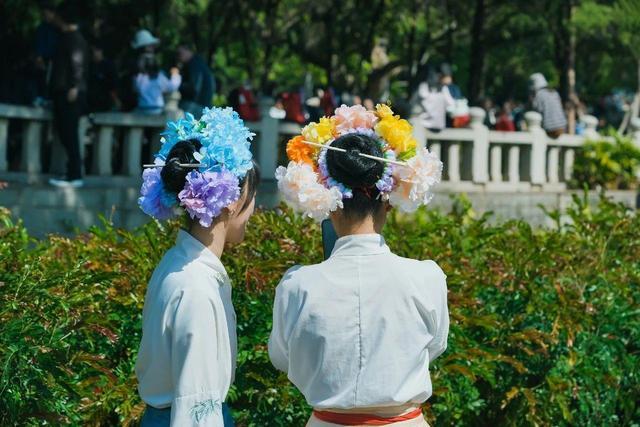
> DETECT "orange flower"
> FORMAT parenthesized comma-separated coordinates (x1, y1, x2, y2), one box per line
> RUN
(286, 135, 317, 165)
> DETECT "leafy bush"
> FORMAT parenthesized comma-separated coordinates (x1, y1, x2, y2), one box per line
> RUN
(571, 132, 640, 190)
(0, 196, 639, 426)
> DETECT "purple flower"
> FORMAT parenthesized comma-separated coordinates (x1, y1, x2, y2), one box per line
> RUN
(138, 168, 178, 220)
(178, 169, 241, 227)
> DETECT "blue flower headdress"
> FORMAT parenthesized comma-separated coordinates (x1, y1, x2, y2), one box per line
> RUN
(138, 107, 255, 227)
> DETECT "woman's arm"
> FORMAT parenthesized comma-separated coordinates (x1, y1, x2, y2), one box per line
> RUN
(268, 283, 291, 373)
(169, 289, 226, 426)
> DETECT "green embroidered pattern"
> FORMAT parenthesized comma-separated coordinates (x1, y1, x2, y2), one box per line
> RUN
(190, 399, 221, 423)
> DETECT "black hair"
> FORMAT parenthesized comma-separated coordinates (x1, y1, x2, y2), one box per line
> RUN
(161, 139, 260, 223)
(326, 133, 385, 221)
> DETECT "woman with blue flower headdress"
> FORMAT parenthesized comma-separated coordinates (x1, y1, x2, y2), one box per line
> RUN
(136, 107, 259, 427)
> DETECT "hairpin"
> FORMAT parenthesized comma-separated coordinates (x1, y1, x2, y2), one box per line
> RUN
(301, 140, 408, 167)
(142, 163, 202, 168)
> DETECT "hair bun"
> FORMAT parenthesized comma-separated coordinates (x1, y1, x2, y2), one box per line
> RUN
(326, 133, 384, 189)
(161, 139, 202, 194)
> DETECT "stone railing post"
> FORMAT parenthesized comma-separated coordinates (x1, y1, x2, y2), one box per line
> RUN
(410, 114, 427, 149)
(469, 107, 489, 184)
(124, 127, 144, 176)
(21, 121, 43, 174)
(0, 117, 8, 172)
(257, 97, 279, 181)
(525, 111, 547, 186)
(93, 125, 114, 176)
(581, 115, 599, 140)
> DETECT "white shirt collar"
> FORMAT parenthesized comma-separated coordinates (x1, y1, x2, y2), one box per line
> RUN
(176, 229, 229, 279)
(330, 233, 390, 258)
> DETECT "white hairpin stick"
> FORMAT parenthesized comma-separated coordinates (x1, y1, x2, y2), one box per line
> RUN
(301, 140, 408, 167)
(142, 163, 201, 168)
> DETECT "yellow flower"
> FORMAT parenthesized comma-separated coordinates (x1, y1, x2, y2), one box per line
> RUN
(375, 116, 417, 154)
(375, 104, 394, 119)
(302, 117, 336, 144)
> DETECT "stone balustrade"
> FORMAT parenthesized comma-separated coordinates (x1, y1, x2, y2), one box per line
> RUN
(0, 100, 635, 192)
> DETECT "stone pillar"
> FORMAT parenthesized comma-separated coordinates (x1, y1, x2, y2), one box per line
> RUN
(21, 121, 42, 174)
(525, 111, 547, 186)
(469, 107, 489, 184)
(490, 145, 502, 182)
(547, 146, 560, 183)
(257, 97, 279, 181)
(410, 115, 427, 149)
(124, 127, 144, 176)
(0, 118, 8, 172)
(447, 143, 461, 183)
(508, 146, 520, 183)
(581, 115, 599, 140)
(94, 125, 114, 176)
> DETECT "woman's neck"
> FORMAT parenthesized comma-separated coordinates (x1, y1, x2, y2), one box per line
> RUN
(188, 221, 227, 258)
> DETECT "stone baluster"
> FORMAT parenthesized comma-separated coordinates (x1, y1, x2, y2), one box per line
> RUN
(469, 107, 489, 184)
(508, 146, 520, 183)
(21, 121, 42, 174)
(93, 125, 114, 176)
(257, 97, 279, 180)
(124, 127, 144, 176)
(448, 142, 461, 183)
(525, 111, 547, 186)
(0, 118, 8, 172)
(490, 145, 502, 182)
(564, 148, 575, 181)
(547, 146, 560, 183)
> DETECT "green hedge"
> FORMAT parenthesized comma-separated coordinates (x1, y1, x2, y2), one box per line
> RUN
(1, 196, 639, 426)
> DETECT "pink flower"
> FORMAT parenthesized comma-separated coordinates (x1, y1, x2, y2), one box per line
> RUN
(333, 104, 378, 135)
(388, 148, 443, 213)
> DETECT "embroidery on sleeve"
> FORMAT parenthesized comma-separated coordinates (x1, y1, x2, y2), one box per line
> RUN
(190, 399, 222, 423)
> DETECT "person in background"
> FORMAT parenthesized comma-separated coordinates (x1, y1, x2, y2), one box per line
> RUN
(417, 72, 454, 132)
(120, 29, 160, 111)
(133, 54, 181, 115)
(33, 0, 59, 104)
(363, 97, 375, 111)
(481, 97, 497, 129)
(529, 73, 567, 138)
(440, 63, 463, 100)
(87, 42, 120, 112)
(48, 3, 88, 188)
(495, 101, 516, 132)
(176, 45, 215, 117)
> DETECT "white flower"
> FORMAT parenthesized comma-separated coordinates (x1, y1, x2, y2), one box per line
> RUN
(388, 148, 443, 213)
(275, 162, 343, 221)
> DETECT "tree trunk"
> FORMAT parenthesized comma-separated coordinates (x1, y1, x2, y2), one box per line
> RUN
(468, 0, 486, 105)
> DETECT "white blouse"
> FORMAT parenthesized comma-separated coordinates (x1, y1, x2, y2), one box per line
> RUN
(136, 230, 237, 426)
(269, 234, 449, 410)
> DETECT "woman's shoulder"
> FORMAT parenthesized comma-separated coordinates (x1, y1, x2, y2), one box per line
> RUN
(389, 254, 446, 278)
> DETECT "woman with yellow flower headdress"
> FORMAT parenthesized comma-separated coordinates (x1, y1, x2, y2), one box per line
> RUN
(269, 104, 449, 426)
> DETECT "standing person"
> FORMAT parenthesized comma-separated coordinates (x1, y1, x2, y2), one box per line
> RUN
(529, 73, 567, 138)
(417, 73, 454, 132)
(87, 43, 120, 112)
(272, 105, 449, 426)
(120, 29, 160, 111)
(176, 45, 215, 117)
(133, 54, 181, 114)
(495, 101, 516, 132)
(48, 4, 88, 188)
(136, 107, 259, 426)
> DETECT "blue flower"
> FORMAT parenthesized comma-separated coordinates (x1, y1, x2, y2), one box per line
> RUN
(138, 168, 178, 220)
(198, 107, 254, 178)
(157, 113, 204, 160)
